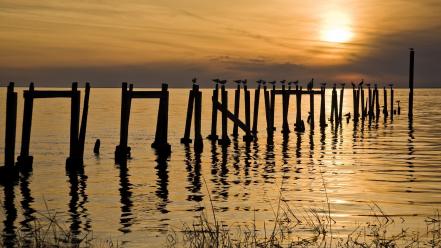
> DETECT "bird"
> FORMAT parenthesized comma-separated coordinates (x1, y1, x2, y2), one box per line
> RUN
(321, 82, 326, 87)
(351, 82, 355, 88)
(242, 79, 247, 84)
(307, 79, 313, 90)
(256, 79, 265, 84)
(213, 78, 220, 84)
(389, 83, 393, 87)
(358, 80, 364, 87)
(192, 78, 197, 84)
(234, 80, 242, 84)
(280, 80, 286, 85)
(219, 80, 227, 85)
(268, 81, 276, 85)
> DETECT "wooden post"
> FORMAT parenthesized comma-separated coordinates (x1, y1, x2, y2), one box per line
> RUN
(207, 83, 219, 140)
(375, 84, 380, 119)
(232, 82, 241, 137)
(352, 84, 356, 121)
(409, 48, 414, 119)
(152, 84, 171, 153)
(330, 84, 337, 123)
(263, 84, 271, 135)
(383, 86, 388, 119)
(67, 82, 81, 166)
(295, 86, 304, 132)
(17, 83, 34, 167)
(361, 86, 366, 119)
(338, 84, 344, 124)
(219, 83, 230, 145)
(243, 82, 253, 142)
(270, 82, 276, 131)
(252, 82, 261, 134)
(309, 81, 315, 128)
(4, 82, 17, 168)
(368, 84, 373, 119)
(194, 88, 203, 152)
(320, 86, 327, 128)
(181, 84, 196, 144)
(78, 82, 90, 161)
(390, 85, 394, 120)
(115, 83, 129, 161)
(281, 83, 290, 134)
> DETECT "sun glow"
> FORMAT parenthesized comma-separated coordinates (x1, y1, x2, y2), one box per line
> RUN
(320, 11, 354, 43)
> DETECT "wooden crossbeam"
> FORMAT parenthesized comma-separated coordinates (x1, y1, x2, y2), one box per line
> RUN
(214, 100, 252, 135)
(273, 90, 321, 95)
(24, 90, 73, 98)
(131, 91, 163, 98)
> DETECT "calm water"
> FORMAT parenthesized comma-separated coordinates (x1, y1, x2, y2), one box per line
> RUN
(1, 87, 441, 247)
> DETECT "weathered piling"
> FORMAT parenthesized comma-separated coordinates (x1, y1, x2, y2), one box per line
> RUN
(94, 139, 100, 154)
(194, 87, 203, 152)
(319, 85, 327, 128)
(368, 84, 373, 119)
(67, 82, 81, 165)
(4, 82, 17, 168)
(361, 84, 366, 119)
(390, 84, 394, 120)
(281, 81, 290, 134)
(218, 81, 231, 145)
(181, 83, 197, 144)
(78, 82, 91, 161)
(383, 86, 388, 119)
(352, 83, 357, 121)
(409, 48, 414, 119)
(338, 84, 345, 124)
(330, 84, 338, 123)
(243, 80, 253, 142)
(375, 84, 380, 119)
(115, 83, 131, 161)
(308, 79, 315, 128)
(232, 80, 241, 137)
(294, 86, 305, 132)
(263, 82, 272, 135)
(252, 80, 262, 134)
(207, 80, 219, 141)
(152, 83, 171, 153)
(269, 81, 276, 132)
(17, 83, 35, 168)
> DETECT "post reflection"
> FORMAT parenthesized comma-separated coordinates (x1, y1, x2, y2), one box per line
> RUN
(155, 152, 170, 214)
(184, 145, 203, 203)
(66, 167, 91, 238)
(19, 169, 35, 245)
(1, 182, 17, 247)
(117, 163, 133, 233)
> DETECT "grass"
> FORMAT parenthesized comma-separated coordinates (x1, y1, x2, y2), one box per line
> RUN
(166, 175, 441, 247)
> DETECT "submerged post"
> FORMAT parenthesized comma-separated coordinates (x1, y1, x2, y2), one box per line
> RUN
(115, 83, 130, 161)
(309, 79, 315, 129)
(4, 82, 17, 168)
(17, 83, 35, 168)
(409, 48, 414, 119)
(152, 83, 171, 154)
(390, 84, 394, 120)
(78, 82, 91, 162)
(252, 80, 262, 134)
(207, 80, 219, 141)
(232, 80, 241, 137)
(66, 82, 81, 166)
(320, 84, 327, 128)
(181, 83, 196, 144)
(218, 81, 230, 145)
(194, 87, 203, 152)
(294, 86, 305, 132)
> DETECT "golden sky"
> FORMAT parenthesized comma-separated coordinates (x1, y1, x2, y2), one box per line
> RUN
(1, 0, 440, 86)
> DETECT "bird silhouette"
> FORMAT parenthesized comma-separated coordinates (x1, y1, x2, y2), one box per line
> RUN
(321, 82, 326, 87)
(256, 79, 265, 85)
(268, 81, 276, 85)
(358, 80, 364, 87)
(192, 78, 197, 84)
(219, 80, 227, 85)
(234, 80, 242, 84)
(242, 79, 247, 84)
(307, 79, 314, 90)
(280, 80, 286, 85)
(213, 78, 220, 84)
(351, 82, 355, 88)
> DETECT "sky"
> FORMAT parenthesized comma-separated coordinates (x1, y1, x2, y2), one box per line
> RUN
(0, 0, 440, 87)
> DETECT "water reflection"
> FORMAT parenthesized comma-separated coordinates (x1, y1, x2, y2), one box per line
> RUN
(19, 169, 35, 245)
(155, 152, 170, 214)
(2, 183, 17, 247)
(66, 168, 91, 238)
(118, 164, 133, 233)
(184, 145, 203, 203)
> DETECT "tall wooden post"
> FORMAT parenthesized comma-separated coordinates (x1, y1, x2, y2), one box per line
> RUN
(320, 86, 327, 128)
(281, 83, 290, 134)
(330, 84, 337, 123)
(17, 83, 34, 167)
(383, 86, 388, 119)
(4, 82, 17, 168)
(152, 84, 171, 153)
(361, 86, 366, 119)
(375, 84, 380, 119)
(219, 83, 230, 145)
(78, 82, 90, 161)
(115, 83, 130, 161)
(181, 84, 196, 144)
(243, 81, 253, 142)
(270, 82, 276, 131)
(338, 84, 344, 124)
(207, 83, 219, 140)
(390, 85, 394, 120)
(252, 81, 261, 134)
(67, 82, 81, 166)
(368, 84, 373, 119)
(309, 82, 315, 129)
(194, 88, 203, 152)
(295, 86, 304, 132)
(232, 82, 241, 137)
(408, 48, 414, 119)
(264, 83, 271, 135)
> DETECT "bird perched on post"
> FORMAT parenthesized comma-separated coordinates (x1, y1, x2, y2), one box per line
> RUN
(321, 82, 326, 87)
(389, 83, 393, 89)
(358, 80, 364, 87)
(307, 79, 314, 90)
(192, 78, 197, 84)
(242, 79, 247, 85)
(234, 79, 242, 84)
(219, 80, 227, 85)
(351, 82, 355, 88)
(280, 80, 286, 85)
(213, 78, 220, 84)
(256, 79, 265, 85)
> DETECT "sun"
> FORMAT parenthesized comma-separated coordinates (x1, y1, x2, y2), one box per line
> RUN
(320, 10, 354, 43)
(322, 27, 353, 43)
